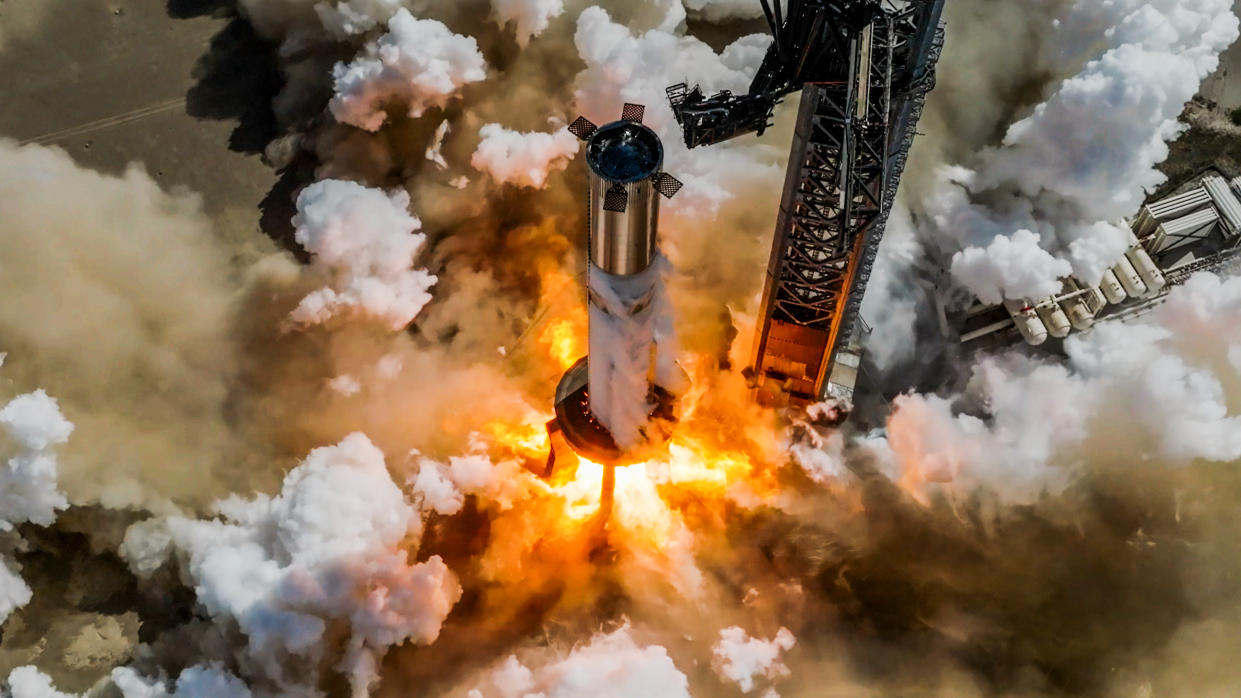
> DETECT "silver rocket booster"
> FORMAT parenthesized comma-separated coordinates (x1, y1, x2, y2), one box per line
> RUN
(547, 104, 685, 469)
(586, 121, 661, 275)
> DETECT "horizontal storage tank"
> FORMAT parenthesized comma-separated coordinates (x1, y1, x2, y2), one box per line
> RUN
(1203, 175, 1241, 236)
(1082, 285, 1107, 314)
(1004, 300, 1048, 346)
(1098, 269, 1128, 304)
(1056, 279, 1099, 331)
(1112, 256, 1149, 298)
(1058, 291, 1094, 333)
(1035, 299, 1072, 338)
(1059, 296, 1095, 331)
(1125, 245, 1166, 296)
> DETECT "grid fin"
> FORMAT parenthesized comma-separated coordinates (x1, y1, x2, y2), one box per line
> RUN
(654, 172, 684, 199)
(568, 116, 597, 140)
(603, 184, 628, 213)
(620, 103, 645, 123)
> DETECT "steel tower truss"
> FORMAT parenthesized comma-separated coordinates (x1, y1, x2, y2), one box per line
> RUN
(667, 0, 944, 406)
(753, 3, 942, 404)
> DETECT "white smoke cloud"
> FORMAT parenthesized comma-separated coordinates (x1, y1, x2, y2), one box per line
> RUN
(859, 202, 925, 369)
(315, 0, 407, 37)
(3, 666, 80, 698)
(330, 8, 488, 132)
(410, 434, 532, 516)
(473, 655, 533, 697)
(235, 0, 416, 42)
(0, 390, 72, 532)
(121, 433, 461, 696)
(1, 664, 252, 698)
(788, 421, 848, 485)
(110, 664, 252, 698)
(0, 389, 72, 626)
(470, 123, 579, 189)
(712, 626, 796, 695)
(469, 626, 691, 698)
(411, 451, 497, 515)
(949, 228, 1073, 305)
(929, 0, 1239, 302)
(681, 0, 765, 22)
(0, 561, 32, 631)
(490, 0, 564, 47)
(290, 178, 438, 330)
(882, 272, 1241, 504)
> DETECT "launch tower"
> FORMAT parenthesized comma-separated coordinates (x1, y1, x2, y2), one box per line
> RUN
(668, 0, 946, 408)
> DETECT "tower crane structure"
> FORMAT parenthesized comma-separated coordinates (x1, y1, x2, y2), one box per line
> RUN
(668, 0, 945, 406)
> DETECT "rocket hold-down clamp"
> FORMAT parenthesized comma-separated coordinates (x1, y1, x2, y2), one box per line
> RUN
(542, 105, 686, 476)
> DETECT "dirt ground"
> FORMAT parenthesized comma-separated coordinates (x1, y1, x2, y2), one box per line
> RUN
(0, 1, 281, 690)
(0, 0, 279, 255)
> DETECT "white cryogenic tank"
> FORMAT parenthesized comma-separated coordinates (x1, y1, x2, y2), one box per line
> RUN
(1098, 269, 1128, 304)
(1058, 292, 1096, 332)
(1035, 298, 1072, 338)
(1058, 279, 1105, 331)
(1111, 256, 1149, 298)
(1125, 245, 1166, 296)
(1004, 300, 1049, 346)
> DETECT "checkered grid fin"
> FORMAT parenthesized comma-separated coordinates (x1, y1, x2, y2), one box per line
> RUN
(654, 172, 683, 199)
(568, 116, 597, 140)
(603, 184, 628, 212)
(620, 103, 645, 123)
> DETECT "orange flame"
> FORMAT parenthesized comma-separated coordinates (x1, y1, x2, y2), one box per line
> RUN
(476, 364, 781, 558)
(466, 267, 786, 573)
(483, 418, 549, 462)
(535, 268, 588, 371)
(538, 316, 586, 371)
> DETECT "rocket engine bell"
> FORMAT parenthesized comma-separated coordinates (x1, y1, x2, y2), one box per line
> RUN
(545, 104, 686, 471)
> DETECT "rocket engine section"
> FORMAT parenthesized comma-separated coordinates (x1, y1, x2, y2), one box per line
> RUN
(546, 105, 686, 470)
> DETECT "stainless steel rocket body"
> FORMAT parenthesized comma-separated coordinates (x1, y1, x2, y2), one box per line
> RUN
(550, 118, 683, 464)
(588, 174, 659, 275)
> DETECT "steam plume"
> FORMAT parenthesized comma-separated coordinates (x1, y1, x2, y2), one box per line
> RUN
(330, 9, 488, 131)
(122, 433, 460, 697)
(489, 0, 565, 47)
(470, 124, 579, 189)
(290, 179, 437, 330)
(927, 0, 1239, 302)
